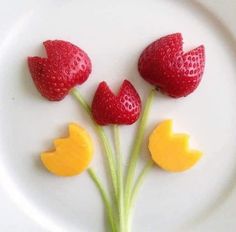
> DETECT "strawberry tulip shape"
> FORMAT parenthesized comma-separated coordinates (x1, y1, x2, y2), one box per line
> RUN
(91, 80, 141, 125)
(28, 40, 92, 101)
(138, 33, 205, 98)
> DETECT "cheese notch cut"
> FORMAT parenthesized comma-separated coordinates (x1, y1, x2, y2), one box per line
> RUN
(41, 123, 93, 176)
(148, 120, 202, 172)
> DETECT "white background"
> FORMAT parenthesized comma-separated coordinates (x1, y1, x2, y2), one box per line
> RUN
(0, 0, 236, 231)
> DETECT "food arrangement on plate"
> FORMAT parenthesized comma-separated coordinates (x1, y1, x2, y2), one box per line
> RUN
(27, 32, 205, 232)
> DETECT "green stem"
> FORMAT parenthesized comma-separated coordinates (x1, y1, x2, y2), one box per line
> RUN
(130, 160, 153, 209)
(124, 89, 155, 216)
(88, 168, 117, 232)
(114, 125, 125, 232)
(124, 159, 153, 232)
(96, 126, 118, 199)
(71, 89, 118, 199)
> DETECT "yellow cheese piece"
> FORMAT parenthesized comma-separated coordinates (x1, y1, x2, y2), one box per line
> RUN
(148, 120, 202, 172)
(41, 123, 93, 176)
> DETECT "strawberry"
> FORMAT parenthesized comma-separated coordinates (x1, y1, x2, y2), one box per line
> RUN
(138, 33, 205, 98)
(28, 40, 92, 101)
(91, 80, 141, 125)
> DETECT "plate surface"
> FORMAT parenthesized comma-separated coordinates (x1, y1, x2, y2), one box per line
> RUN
(0, 0, 236, 231)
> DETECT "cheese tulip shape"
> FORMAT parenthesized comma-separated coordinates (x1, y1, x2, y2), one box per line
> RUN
(41, 123, 93, 176)
(148, 120, 202, 172)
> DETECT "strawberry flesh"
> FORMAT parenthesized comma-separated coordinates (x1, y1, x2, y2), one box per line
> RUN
(92, 80, 141, 125)
(138, 33, 205, 98)
(28, 40, 92, 101)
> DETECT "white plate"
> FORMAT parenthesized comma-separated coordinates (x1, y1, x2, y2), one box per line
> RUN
(0, 0, 236, 231)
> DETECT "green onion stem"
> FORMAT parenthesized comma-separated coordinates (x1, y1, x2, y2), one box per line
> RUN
(124, 89, 155, 217)
(88, 168, 117, 232)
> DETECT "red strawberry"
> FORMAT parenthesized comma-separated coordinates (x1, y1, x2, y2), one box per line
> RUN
(91, 80, 141, 125)
(28, 40, 92, 101)
(138, 33, 205, 98)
